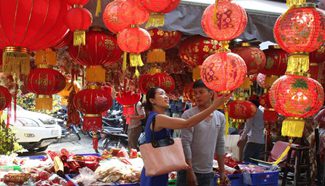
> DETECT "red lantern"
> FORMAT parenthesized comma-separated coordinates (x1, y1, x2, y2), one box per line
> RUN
(264, 110, 278, 123)
(228, 100, 257, 120)
(102, 0, 131, 33)
(119, 0, 149, 25)
(262, 45, 288, 76)
(139, 74, 155, 94)
(69, 28, 122, 82)
(161, 0, 180, 13)
(147, 29, 182, 63)
(0, 0, 69, 75)
(0, 86, 11, 111)
(65, 5, 92, 46)
(74, 87, 113, 131)
(232, 43, 266, 75)
(201, 52, 247, 92)
(117, 27, 151, 75)
(179, 36, 220, 68)
(201, 1, 247, 41)
(66, 0, 89, 4)
(27, 68, 66, 110)
(274, 5, 324, 54)
(269, 75, 324, 137)
(153, 73, 175, 93)
(116, 91, 141, 125)
(139, 0, 174, 12)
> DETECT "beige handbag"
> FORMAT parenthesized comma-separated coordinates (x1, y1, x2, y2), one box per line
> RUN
(139, 116, 189, 176)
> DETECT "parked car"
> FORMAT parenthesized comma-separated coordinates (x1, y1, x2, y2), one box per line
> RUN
(6, 105, 62, 152)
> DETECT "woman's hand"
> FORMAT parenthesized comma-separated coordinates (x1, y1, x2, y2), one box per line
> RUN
(211, 92, 231, 109)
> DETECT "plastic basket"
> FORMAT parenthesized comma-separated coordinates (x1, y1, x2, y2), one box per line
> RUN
(243, 171, 279, 186)
(214, 174, 243, 186)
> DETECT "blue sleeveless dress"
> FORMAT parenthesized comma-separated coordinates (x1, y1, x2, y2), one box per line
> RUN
(140, 112, 170, 186)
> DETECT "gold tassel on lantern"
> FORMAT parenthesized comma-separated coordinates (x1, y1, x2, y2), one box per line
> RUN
(2, 47, 30, 75)
(35, 95, 53, 111)
(281, 117, 305, 138)
(224, 102, 229, 135)
(73, 30, 86, 46)
(130, 54, 144, 78)
(147, 49, 166, 63)
(286, 0, 306, 7)
(192, 66, 201, 81)
(86, 65, 106, 82)
(286, 53, 309, 76)
(145, 13, 165, 28)
(35, 48, 56, 67)
(122, 52, 127, 72)
(95, 0, 102, 17)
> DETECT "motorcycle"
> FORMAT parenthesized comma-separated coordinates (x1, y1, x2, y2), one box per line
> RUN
(100, 126, 128, 150)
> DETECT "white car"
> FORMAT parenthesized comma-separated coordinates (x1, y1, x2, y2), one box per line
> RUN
(6, 105, 62, 152)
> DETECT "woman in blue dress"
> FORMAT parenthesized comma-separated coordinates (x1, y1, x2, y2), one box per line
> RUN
(140, 87, 230, 186)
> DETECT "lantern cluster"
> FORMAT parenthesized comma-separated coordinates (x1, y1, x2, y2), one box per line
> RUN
(271, 1, 325, 137)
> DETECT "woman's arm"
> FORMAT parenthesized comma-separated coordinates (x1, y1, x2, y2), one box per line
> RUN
(153, 93, 230, 131)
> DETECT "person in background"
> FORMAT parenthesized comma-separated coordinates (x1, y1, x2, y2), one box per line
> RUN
(237, 99, 265, 162)
(177, 80, 229, 186)
(140, 87, 230, 186)
(127, 101, 145, 150)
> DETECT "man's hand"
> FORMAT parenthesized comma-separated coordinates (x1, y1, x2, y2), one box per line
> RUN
(186, 169, 198, 186)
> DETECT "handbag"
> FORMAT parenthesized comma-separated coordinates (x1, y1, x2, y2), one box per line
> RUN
(139, 115, 190, 176)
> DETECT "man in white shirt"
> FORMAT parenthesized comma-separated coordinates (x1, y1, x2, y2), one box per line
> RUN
(127, 101, 145, 150)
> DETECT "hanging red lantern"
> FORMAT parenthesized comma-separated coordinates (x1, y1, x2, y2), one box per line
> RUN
(117, 27, 151, 76)
(116, 91, 141, 125)
(0, 0, 69, 75)
(201, 0, 248, 41)
(139, 74, 155, 94)
(102, 0, 130, 33)
(153, 72, 175, 93)
(274, 5, 324, 54)
(262, 45, 288, 76)
(147, 29, 182, 63)
(201, 52, 247, 93)
(138, 0, 180, 27)
(27, 68, 66, 110)
(69, 28, 122, 83)
(0, 86, 11, 111)
(179, 36, 220, 68)
(232, 43, 266, 75)
(274, 4, 325, 76)
(74, 86, 113, 131)
(228, 100, 257, 120)
(269, 75, 324, 137)
(65, 0, 93, 46)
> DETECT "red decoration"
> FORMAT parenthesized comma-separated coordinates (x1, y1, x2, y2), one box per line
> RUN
(116, 91, 141, 125)
(179, 36, 220, 68)
(161, 0, 180, 13)
(119, 0, 149, 25)
(27, 68, 66, 95)
(262, 45, 288, 76)
(232, 45, 266, 75)
(74, 87, 113, 131)
(139, 74, 155, 94)
(264, 110, 278, 123)
(65, 7, 92, 32)
(201, 52, 247, 92)
(259, 93, 272, 109)
(273, 5, 325, 53)
(66, 0, 89, 5)
(0, 0, 69, 50)
(117, 27, 151, 54)
(102, 0, 131, 33)
(69, 29, 122, 66)
(153, 73, 175, 93)
(201, 1, 247, 41)
(228, 100, 257, 120)
(139, 0, 175, 12)
(149, 29, 182, 50)
(269, 75, 324, 118)
(0, 86, 11, 111)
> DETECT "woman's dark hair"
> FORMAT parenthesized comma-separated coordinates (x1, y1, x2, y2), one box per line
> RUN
(144, 87, 159, 113)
